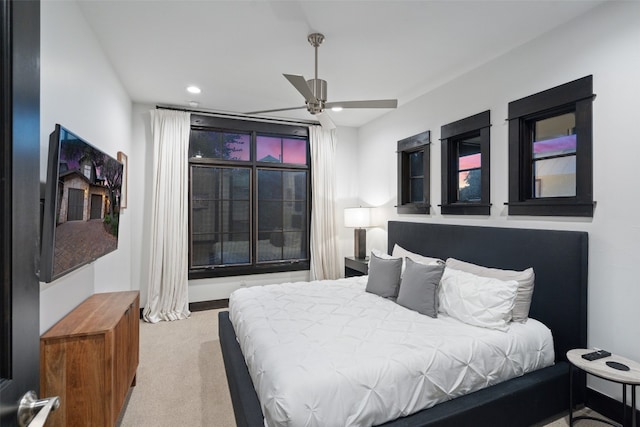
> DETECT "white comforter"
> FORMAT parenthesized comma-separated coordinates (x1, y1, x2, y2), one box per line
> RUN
(229, 277, 554, 427)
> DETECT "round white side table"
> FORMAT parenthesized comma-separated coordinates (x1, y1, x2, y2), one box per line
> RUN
(567, 349, 640, 427)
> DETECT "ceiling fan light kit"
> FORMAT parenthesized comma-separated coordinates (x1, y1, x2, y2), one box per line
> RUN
(246, 32, 397, 128)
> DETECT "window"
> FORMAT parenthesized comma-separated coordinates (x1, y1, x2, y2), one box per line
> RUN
(408, 151, 425, 203)
(507, 75, 594, 217)
(457, 138, 482, 202)
(531, 112, 576, 198)
(440, 111, 491, 215)
(188, 115, 310, 278)
(397, 130, 430, 214)
(83, 164, 92, 180)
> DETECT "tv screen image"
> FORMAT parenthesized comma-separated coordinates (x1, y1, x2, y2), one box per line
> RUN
(40, 124, 123, 283)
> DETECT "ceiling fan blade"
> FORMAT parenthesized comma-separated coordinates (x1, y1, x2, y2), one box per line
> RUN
(246, 105, 306, 115)
(316, 112, 336, 130)
(325, 99, 398, 109)
(284, 74, 317, 103)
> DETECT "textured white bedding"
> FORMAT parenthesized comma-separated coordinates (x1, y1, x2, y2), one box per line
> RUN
(229, 277, 554, 427)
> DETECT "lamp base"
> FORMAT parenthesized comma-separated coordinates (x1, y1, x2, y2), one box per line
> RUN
(354, 228, 366, 259)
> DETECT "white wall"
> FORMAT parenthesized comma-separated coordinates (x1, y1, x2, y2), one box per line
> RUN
(355, 1, 640, 406)
(130, 104, 153, 307)
(39, 0, 133, 333)
(334, 127, 361, 269)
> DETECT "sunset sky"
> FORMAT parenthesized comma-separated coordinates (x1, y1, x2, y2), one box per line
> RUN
(221, 135, 307, 165)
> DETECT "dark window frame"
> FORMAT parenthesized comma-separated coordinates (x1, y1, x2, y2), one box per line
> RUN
(188, 114, 311, 279)
(397, 130, 431, 214)
(507, 75, 595, 217)
(440, 110, 491, 215)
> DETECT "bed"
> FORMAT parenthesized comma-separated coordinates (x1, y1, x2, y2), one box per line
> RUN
(219, 221, 588, 427)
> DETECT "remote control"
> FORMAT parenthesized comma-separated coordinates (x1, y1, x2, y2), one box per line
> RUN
(582, 349, 611, 361)
(606, 361, 630, 371)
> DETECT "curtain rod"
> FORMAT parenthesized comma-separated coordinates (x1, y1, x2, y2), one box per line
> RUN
(155, 104, 318, 127)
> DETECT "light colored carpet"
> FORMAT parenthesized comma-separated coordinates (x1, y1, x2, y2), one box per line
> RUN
(118, 309, 235, 427)
(118, 309, 609, 427)
(536, 407, 614, 427)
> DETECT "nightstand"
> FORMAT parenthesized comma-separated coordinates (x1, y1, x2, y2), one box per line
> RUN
(567, 349, 640, 427)
(345, 256, 369, 277)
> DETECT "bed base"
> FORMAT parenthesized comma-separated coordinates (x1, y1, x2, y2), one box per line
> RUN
(378, 362, 570, 427)
(219, 222, 588, 426)
(219, 310, 264, 427)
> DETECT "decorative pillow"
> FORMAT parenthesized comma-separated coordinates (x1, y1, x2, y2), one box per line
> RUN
(365, 253, 402, 299)
(396, 258, 445, 318)
(445, 258, 535, 322)
(391, 244, 443, 273)
(438, 267, 518, 331)
(370, 248, 398, 260)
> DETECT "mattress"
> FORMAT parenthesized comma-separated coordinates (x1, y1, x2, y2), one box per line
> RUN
(229, 277, 555, 427)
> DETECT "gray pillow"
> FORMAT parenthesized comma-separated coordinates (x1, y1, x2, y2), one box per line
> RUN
(396, 258, 445, 318)
(445, 258, 535, 322)
(365, 253, 402, 298)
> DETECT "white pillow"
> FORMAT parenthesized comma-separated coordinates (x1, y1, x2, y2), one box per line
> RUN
(391, 244, 443, 272)
(445, 258, 534, 322)
(370, 249, 398, 260)
(438, 267, 518, 332)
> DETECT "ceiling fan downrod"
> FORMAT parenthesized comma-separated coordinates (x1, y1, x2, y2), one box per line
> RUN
(307, 33, 324, 81)
(306, 33, 327, 113)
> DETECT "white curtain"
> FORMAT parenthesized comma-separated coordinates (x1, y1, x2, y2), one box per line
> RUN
(143, 109, 191, 323)
(309, 125, 341, 280)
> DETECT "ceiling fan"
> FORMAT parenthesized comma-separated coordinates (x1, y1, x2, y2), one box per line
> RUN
(247, 33, 398, 129)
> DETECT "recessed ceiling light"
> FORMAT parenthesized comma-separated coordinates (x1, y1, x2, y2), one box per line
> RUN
(188, 101, 199, 108)
(331, 106, 343, 112)
(186, 85, 201, 94)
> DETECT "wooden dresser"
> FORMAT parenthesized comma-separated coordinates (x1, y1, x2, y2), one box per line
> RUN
(40, 291, 140, 427)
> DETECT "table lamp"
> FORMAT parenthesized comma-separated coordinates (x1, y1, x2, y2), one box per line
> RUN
(344, 207, 372, 259)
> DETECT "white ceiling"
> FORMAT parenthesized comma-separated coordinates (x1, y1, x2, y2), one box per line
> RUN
(77, 0, 605, 128)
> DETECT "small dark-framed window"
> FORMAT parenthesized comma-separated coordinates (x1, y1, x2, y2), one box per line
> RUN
(397, 130, 430, 214)
(440, 110, 491, 215)
(507, 75, 595, 217)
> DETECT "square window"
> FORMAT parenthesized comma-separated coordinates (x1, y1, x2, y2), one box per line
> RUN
(440, 111, 491, 215)
(397, 131, 431, 214)
(507, 76, 594, 217)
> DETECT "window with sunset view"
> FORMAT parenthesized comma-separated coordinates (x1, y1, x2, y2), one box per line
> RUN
(188, 115, 310, 278)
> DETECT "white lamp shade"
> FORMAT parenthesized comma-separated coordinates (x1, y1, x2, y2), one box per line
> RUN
(344, 207, 372, 228)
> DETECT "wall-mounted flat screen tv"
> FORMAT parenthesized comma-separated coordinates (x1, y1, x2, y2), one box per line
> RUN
(40, 124, 123, 283)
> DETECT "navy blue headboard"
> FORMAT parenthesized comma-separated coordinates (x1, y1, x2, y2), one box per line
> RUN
(388, 221, 588, 362)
